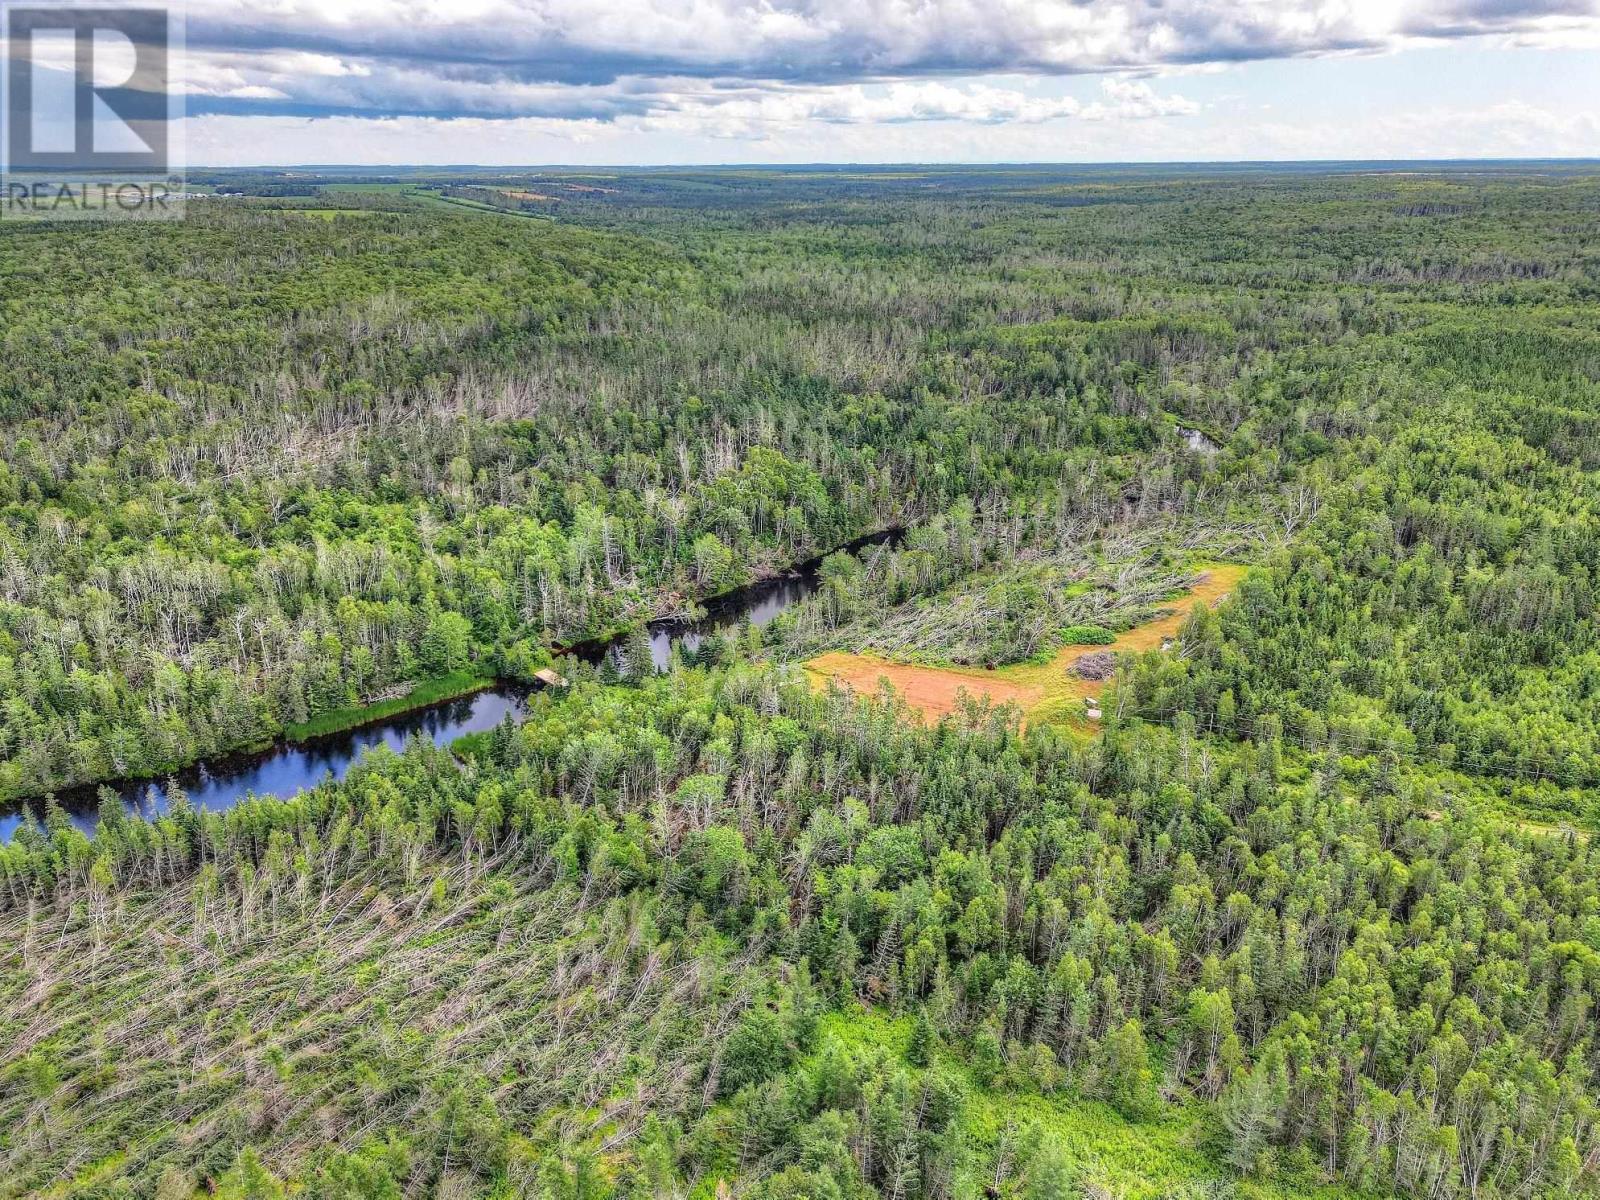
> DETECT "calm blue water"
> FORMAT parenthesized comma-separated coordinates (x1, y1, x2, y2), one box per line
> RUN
(633, 572, 819, 671)
(0, 687, 527, 841)
(578, 529, 900, 673)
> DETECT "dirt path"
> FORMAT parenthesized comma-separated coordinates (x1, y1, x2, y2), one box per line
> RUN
(806, 563, 1246, 725)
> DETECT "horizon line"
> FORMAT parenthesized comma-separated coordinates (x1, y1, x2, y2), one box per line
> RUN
(181, 156, 1600, 171)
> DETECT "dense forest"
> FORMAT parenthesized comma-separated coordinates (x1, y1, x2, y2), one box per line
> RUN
(3, 164, 1600, 1197)
(5, 669, 1599, 1198)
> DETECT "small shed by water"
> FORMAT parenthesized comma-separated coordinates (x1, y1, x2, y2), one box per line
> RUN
(534, 667, 569, 688)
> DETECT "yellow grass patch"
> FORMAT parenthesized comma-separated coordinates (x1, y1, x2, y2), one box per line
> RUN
(805, 563, 1247, 726)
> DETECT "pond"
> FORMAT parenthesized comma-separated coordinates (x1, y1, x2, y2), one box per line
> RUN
(0, 528, 900, 839)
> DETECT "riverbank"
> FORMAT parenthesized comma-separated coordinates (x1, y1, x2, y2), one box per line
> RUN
(0, 532, 903, 837)
(282, 670, 497, 741)
(0, 684, 530, 841)
(805, 564, 1246, 726)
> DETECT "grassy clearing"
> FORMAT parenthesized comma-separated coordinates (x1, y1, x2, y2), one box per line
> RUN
(411, 191, 556, 219)
(961, 1088, 1362, 1200)
(276, 208, 384, 219)
(805, 1010, 1363, 1200)
(281, 670, 493, 741)
(807, 563, 1246, 726)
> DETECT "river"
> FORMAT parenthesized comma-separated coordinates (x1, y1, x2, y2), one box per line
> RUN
(0, 530, 898, 839)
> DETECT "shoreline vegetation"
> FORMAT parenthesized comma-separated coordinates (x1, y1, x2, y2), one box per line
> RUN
(550, 526, 903, 661)
(0, 669, 504, 824)
(273, 528, 909, 758)
(279, 669, 497, 742)
(6, 528, 908, 817)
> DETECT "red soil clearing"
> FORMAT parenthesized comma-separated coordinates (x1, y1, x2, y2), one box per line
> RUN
(805, 564, 1245, 726)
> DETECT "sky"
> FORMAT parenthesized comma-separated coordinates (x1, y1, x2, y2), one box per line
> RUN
(29, 0, 1600, 164)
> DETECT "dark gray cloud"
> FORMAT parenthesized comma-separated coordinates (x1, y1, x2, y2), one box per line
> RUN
(169, 0, 1600, 122)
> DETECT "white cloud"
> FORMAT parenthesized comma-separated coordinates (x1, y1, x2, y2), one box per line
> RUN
(182, 90, 1600, 165)
(634, 78, 1199, 140)
(225, 84, 293, 99)
(18, 0, 1594, 161)
(160, 0, 1600, 118)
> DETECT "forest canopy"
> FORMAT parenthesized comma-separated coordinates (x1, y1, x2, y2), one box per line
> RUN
(3, 163, 1600, 1198)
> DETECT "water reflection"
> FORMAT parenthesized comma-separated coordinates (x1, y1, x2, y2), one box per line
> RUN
(634, 572, 819, 672)
(0, 687, 527, 840)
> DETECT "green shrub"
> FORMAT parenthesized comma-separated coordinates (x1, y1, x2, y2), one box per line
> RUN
(1060, 624, 1116, 645)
